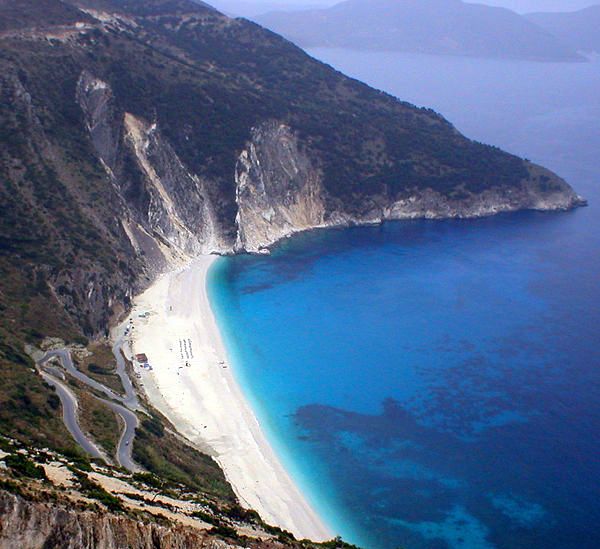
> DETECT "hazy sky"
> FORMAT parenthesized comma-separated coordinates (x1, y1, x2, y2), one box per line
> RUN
(216, 0, 598, 15)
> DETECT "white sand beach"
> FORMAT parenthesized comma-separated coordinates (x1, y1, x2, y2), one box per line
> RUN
(123, 255, 331, 541)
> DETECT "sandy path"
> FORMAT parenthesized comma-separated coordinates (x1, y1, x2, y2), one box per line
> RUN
(126, 256, 331, 541)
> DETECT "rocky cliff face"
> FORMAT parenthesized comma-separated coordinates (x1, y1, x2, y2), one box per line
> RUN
(0, 491, 234, 549)
(122, 112, 223, 256)
(77, 71, 225, 263)
(234, 122, 326, 253)
(76, 71, 121, 174)
(75, 69, 585, 262)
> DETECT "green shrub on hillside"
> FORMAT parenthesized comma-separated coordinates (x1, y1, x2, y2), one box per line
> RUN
(73, 471, 124, 512)
(5, 454, 48, 480)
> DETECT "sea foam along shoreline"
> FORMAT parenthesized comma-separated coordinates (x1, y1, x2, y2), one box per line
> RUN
(124, 255, 331, 541)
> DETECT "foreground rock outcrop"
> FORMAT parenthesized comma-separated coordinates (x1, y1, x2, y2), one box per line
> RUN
(0, 491, 247, 549)
(0, 491, 206, 549)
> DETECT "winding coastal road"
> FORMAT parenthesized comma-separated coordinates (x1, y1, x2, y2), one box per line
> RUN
(39, 369, 104, 460)
(42, 349, 132, 408)
(112, 335, 139, 410)
(38, 343, 139, 472)
(103, 398, 138, 471)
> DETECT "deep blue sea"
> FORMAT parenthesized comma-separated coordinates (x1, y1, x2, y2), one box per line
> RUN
(208, 52, 600, 549)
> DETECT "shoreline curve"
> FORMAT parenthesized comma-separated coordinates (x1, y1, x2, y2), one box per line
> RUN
(121, 255, 332, 541)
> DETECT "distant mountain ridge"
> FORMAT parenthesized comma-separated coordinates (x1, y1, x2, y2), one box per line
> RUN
(255, 0, 584, 61)
(526, 5, 600, 54)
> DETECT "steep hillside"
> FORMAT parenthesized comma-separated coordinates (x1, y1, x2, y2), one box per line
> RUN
(526, 5, 600, 54)
(255, 0, 584, 61)
(0, 0, 583, 336)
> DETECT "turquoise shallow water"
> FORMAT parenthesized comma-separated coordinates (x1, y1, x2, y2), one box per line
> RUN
(208, 53, 600, 549)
